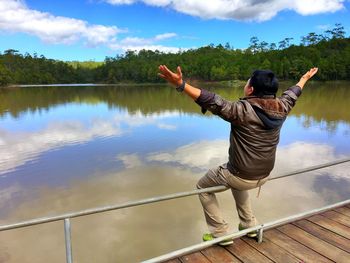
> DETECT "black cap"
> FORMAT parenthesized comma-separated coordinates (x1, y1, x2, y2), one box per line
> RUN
(250, 70, 278, 96)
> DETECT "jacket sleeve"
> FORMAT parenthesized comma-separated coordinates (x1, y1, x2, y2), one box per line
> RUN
(195, 89, 243, 124)
(279, 85, 302, 114)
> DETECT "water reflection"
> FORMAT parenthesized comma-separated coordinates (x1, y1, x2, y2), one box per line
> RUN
(0, 109, 180, 175)
(147, 139, 228, 171)
(0, 141, 349, 262)
(0, 83, 349, 262)
(0, 119, 122, 174)
(1, 82, 350, 124)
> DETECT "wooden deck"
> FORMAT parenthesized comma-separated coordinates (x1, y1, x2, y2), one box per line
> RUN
(165, 204, 350, 263)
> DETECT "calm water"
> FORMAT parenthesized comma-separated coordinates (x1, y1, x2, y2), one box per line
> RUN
(0, 82, 349, 262)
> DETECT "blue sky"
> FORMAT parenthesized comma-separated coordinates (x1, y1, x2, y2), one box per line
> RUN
(0, 0, 349, 61)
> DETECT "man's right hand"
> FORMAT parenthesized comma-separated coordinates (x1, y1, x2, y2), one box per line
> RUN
(158, 65, 183, 87)
(158, 64, 202, 100)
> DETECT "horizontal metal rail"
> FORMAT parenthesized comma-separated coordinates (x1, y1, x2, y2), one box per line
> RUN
(271, 157, 350, 180)
(0, 157, 349, 232)
(142, 198, 350, 263)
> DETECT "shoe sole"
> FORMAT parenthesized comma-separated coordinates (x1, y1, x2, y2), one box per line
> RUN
(218, 240, 234, 246)
(246, 233, 258, 238)
(238, 225, 258, 239)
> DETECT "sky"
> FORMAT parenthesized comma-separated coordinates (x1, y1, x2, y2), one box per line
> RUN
(0, 0, 349, 61)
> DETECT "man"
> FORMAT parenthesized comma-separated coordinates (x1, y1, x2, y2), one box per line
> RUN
(158, 65, 318, 245)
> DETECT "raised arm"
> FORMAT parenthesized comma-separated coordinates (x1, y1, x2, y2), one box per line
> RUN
(296, 67, 318, 89)
(280, 67, 319, 114)
(158, 65, 201, 100)
(158, 64, 243, 123)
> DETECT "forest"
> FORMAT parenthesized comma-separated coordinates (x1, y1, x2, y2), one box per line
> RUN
(0, 24, 349, 86)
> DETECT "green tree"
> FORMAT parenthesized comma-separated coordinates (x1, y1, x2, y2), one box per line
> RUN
(210, 66, 227, 81)
(326, 23, 346, 39)
(301, 32, 323, 46)
(261, 59, 271, 70)
(269, 43, 277, 50)
(278, 37, 293, 49)
(249, 36, 259, 53)
(0, 62, 11, 85)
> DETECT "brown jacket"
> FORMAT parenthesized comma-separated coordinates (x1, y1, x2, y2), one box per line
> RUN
(195, 86, 302, 180)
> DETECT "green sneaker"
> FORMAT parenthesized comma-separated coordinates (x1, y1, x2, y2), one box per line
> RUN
(238, 224, 258, 238)
(202, 233, 233, 246)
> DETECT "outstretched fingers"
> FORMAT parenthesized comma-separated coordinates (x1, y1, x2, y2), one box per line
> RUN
(311, 67, 318, 75)
(158, 65, 170, 79)
(303, 67, 318, 80)
(158, 73, 166, 79)
(159, 65, 173, 78)
(158, 65, 183, 86)
(177, 66, 182, 79)
(308, 67, 318, 78)
(163, 65, 172, 72)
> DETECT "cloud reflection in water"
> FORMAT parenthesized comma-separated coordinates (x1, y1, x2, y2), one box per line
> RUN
(0, 110, 180, 175)
(147, 139, 349, 180)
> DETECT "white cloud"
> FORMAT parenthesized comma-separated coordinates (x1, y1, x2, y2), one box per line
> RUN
(293, 0, 344, 15)
(109, 44, 184, 53)
(108, 33, 183, 53)
(154, 33, 177, 41)
(104, 0, 345, 21)
(0, 0, 182, 52)
(0, 0, 123, 45)
(118, 33, 176, 46)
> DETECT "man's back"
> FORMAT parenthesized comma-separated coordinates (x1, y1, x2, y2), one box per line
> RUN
(195, 85, 303, 180)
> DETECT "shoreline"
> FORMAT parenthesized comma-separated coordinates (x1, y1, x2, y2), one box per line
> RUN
(1, 79, 347, 89)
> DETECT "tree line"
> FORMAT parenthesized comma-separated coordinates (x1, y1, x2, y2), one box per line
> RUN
(0, 23, 349, 86)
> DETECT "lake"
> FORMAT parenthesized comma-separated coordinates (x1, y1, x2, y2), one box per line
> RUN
(0, 81, 349, 262)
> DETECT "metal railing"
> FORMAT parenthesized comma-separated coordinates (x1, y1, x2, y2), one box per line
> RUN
(143, 198, 350, 263)
(0, 157, 349, 263)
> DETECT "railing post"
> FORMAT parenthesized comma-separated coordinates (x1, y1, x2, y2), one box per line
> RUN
(64, 218, 73, 263)
(258, 226, 264, 243)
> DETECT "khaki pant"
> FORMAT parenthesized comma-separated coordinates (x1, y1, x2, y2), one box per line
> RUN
(196, 163, 268, 237)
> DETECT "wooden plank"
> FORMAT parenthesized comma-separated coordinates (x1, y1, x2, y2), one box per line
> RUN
(307, 214, 350, 239)
(201, 246, 241, 263)
(293, 219, 350, 253)
(277, 224, 350, 263)
(179, 252, 211, 263)
(334, 206, 350, 217)
(242, 236, 300, 263)
(264, 228, 332, 263)
(322, 210, 350, 227)
(346, 204, 350, 210)
(164, 259, 182, 263)
(225, 239, 273, 263)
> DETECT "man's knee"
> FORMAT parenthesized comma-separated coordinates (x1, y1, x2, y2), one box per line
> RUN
(196, 168, 215, 189)
(196, 175, 206, 189)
